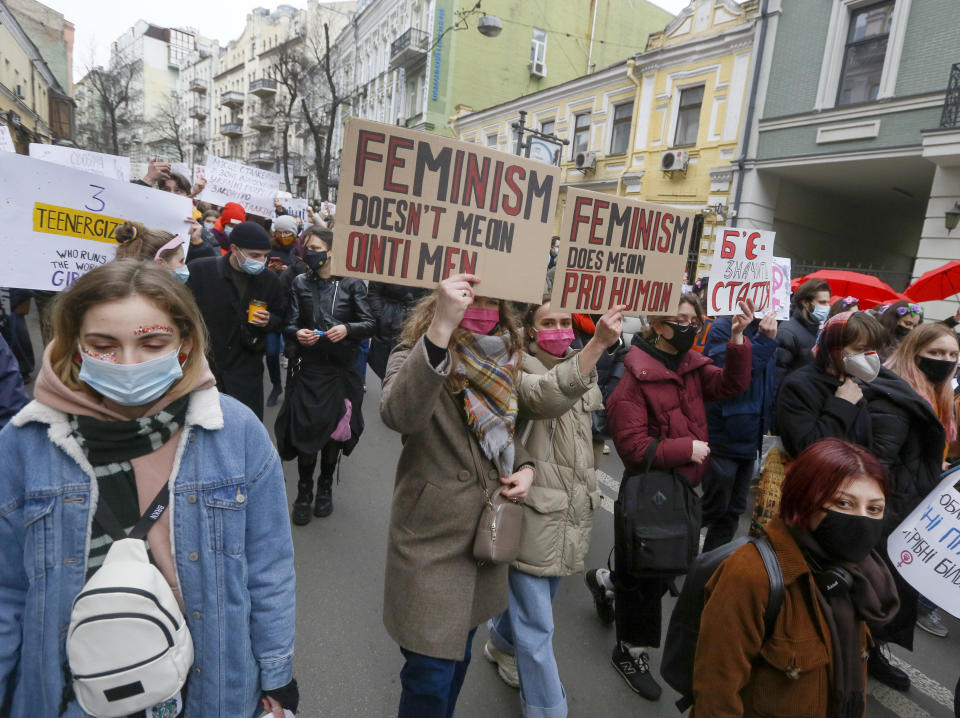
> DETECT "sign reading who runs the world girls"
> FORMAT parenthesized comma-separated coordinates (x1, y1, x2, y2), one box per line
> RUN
(0, 153, 191, 292)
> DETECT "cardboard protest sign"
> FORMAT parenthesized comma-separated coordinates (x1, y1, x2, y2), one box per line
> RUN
(549, 188, 694, 316)
(0, 126, 14, 153)
(331, 118, 561, 303)
(198, 153, 280, 218)
(0, 153, 192, 291)
(29, 143, 131, 182)
(888, 468, 960, 618)
(705, 227, 775, 316)
(771, 256, 792, 321)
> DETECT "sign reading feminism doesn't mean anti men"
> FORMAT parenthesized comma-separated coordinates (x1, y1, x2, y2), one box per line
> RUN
(331, 118, 561, 304)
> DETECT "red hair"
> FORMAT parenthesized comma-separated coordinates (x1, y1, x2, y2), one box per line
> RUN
(779, 439, 888, 528)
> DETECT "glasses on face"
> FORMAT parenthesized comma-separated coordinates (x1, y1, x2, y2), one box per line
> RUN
(670, 316, 702, 329)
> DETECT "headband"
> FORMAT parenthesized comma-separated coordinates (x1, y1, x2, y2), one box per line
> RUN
(154, 234, 186, 260)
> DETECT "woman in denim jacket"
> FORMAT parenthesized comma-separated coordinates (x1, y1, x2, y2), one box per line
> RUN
(0, 261, 297, 717)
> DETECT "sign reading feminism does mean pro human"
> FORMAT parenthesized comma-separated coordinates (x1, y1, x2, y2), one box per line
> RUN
(549, 188, 695, 316)
(0, 153, 191, 291)
(331, 118, 561, 304)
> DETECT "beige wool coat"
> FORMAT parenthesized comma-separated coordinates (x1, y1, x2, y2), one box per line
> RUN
(514, 345, 603, 577)
(380, 336, 580, 660)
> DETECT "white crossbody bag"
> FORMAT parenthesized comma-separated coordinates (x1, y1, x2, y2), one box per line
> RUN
(66, 485, 193, 718)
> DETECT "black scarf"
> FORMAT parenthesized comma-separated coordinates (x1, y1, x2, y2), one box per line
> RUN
(633, 335, 682, 373)
(794, 530, 900, 718)
(70, 395, 189, 579)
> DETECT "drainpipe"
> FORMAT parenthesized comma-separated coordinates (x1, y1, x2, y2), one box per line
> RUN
(618, 58, 643, 196)
(730, 0, 770, 228)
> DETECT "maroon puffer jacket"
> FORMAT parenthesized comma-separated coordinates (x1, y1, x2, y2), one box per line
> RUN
(606, 340, 751, 486)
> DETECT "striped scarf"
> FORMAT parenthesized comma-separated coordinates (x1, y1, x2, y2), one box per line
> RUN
(69, 395, 189, 579)
(453, 330, 519, 477)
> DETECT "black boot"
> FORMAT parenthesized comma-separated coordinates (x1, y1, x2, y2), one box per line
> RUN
(292, 479, 314, 526)
(868, 643, 910, 692)
(314, 474, 333, 517)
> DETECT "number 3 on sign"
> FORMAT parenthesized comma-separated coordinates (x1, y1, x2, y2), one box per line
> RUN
(85, 184, 106, 212)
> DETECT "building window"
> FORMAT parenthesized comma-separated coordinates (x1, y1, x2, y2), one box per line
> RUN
(540, 119, 555, 136)
(836, 1, 894, 106)
(486, 133, 498, 148)
(572, 112, 590, 157)
(674, 86, 704, 147)
(609, 102, 633, 154)
(530, 28, 546, 75)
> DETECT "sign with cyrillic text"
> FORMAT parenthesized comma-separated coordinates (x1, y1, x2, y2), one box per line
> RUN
(771, 256, 792, 321)
(705, 227, 775, 316)
(198, 153, 280, 218)
(286, 198, 309, 223)
(331, 118, 561, 303)
(0, 153, 191, 291)
(29, 143, 131, 183)
(888, 469, 960, 618)
(0, 126, 15, 153)
(549, 188, 694, 316)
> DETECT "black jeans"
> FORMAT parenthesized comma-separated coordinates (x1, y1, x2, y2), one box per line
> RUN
(612, 574, 668, 648)
(701, 454, 755, 553)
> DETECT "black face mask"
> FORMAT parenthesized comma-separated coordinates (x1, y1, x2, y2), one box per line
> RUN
(917, 356, 957, 384)
(663, 322, 697, 355)
(304, 250, 327, 271)
(894, 325, 912, 339)
(812, 509, 884, 564)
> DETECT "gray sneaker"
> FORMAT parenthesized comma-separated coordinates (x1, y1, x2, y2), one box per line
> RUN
(916, 608, 949, 638)
(483, 640, 520, 688)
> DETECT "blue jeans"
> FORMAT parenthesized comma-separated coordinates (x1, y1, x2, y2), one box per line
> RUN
(398, 628, 477, 718)
(265, 332, 283, 390)
(489, 570, 566, 718)
(355, 338, 369, 381)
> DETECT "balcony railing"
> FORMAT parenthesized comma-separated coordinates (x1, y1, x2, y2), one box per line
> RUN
(189, 103, 207, 120)
(389, 28, 429, 70)
(249, 113, 275, 131)
(941, 63, 960, 129)
(220, 122, 243, 137)
(249, 149, 275, 166)
(249, 78, 278, 98)
(189, 79, 207, 94)
(220, 91, 245, 108)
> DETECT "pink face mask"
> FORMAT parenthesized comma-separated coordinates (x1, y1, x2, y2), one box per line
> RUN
(460, 306, 500, 335)
(536, 328, 575, 357)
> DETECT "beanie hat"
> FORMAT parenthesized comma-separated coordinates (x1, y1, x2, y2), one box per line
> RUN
(229, 221, 271, 250)
(273, 214, 298, 234)
(214, 202, 246, 232)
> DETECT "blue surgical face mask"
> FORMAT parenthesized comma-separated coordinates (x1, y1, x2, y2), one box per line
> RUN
(224, 225, 234, 237)
(78, 345, 183, 407)
(204, 222, 215, 231)
(811, 304, 830, 324)
(172, 266, 190, 283)
(236, 248, 266, 275)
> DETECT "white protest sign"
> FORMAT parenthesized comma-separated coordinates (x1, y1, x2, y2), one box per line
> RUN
(0, 153, 192, 291)
(705, 227, 775, 316)
(0, 126, 15, 153)
(888, 469, 960, 618)
(193, 164, 206, 184)
(771, 256, 792, 321)
(29, 143, 131, 183)
(198, 153, 280, 218)
(171, 162, 190, 178)
(286, 198, 309, 223)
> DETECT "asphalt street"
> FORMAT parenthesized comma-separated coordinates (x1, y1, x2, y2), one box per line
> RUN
(15, 313, 959, 716)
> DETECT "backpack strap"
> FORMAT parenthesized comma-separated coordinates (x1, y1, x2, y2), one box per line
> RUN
(753, 535, 785, 640)
(94, 484, 171, 542)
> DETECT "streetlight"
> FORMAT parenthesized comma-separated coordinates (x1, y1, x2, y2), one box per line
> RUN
(511, 109, 569, 160)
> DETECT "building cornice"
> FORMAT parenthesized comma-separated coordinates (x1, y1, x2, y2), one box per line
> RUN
(758, 91, 946, 132)
(213, 62, 245, 81)
(750, 143, 922, 168)
(635, 21, 756, 75)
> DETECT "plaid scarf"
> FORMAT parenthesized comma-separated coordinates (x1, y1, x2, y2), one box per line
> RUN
(813, 311, 853, 373)
(453, 330, 519, 477)
(69, 395, 189, 579)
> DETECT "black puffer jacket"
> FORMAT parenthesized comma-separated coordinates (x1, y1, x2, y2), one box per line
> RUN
(775, 309, 820, 385)
(776, 363, 872, 459)
(862, 368, 945, 527)
(367, 281, 428, 341)
(284, 273, 375, 365)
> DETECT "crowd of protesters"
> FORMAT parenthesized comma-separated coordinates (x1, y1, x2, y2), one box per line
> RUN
(0, 155, 957, 718)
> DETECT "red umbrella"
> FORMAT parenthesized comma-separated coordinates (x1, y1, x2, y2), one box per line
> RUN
(789, 270, 904, 309)
(903, 261, 960, 302)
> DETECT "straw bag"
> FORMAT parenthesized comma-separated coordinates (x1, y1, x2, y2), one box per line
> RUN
(750, 446, 790, 537)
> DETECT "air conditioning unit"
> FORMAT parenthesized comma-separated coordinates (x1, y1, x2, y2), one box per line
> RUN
(529, 60, 546, 78)
(660, 149, 689, 172)
(575, 150, 597, 171)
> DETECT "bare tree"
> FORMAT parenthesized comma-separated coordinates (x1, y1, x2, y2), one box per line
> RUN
(271, 39, 307, 194)
(81, 50, 141, 156)
(300, 22, 342, 202)
(146, 94, 187, 162)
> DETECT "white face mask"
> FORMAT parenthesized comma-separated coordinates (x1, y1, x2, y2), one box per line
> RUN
(842, 351, 881, 383)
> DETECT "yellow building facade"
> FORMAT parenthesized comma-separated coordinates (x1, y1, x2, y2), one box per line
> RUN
(452, 0, 761, 278)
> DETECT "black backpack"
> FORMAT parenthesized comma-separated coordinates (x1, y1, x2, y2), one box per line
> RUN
(660, 535, 785, 712)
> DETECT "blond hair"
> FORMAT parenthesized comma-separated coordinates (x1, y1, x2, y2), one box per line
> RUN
(49, 260, 209, 396)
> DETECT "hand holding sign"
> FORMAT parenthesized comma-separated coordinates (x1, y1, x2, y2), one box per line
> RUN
(759, 311, 778, 339)
(731, 299, 756, 340)
(427, 273, 480, 347)
(706, 228, 775, 316)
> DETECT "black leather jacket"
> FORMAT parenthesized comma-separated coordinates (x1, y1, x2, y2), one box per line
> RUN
(284, 273, 375, 364)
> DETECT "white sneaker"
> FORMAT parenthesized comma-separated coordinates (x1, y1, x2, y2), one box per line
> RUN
(602, 442, 611, 455)
(483, 640, 519, 688)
